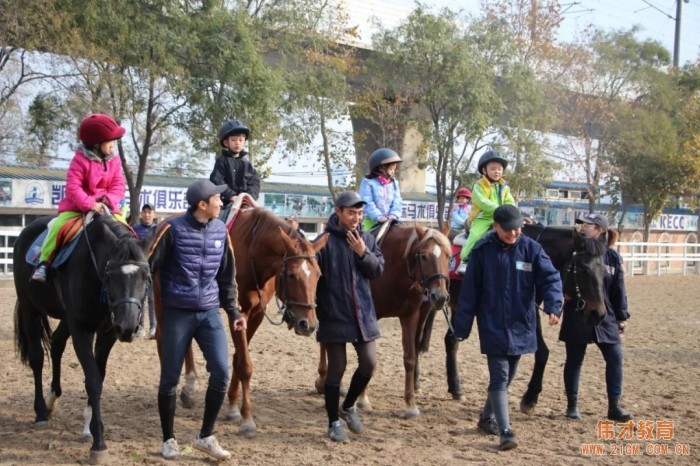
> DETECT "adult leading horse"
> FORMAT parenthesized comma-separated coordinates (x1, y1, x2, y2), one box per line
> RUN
(154, 207, 328, 436)
(315, 223, 451, 419)
(439, 223, 606, 411)
(13, 214, 152, 464)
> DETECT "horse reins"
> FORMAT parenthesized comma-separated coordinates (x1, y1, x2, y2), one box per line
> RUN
(565, 251, 587, 312)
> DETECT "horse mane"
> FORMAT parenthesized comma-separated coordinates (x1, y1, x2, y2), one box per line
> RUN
(94, 214, 147, 262)
(607, 229, 619, 248)
(403, 224, 451, 260)
(240, 208, 307, 249)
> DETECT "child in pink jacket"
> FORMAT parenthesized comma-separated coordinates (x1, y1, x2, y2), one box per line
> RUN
(32, 113, 126, 282)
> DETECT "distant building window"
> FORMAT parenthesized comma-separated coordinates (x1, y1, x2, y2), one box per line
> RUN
(545, 189, 559, 198)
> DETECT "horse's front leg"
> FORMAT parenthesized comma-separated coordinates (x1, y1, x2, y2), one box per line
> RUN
(79, 329, 117, 444)
(46, 320, 70, 416)
(521, 311, 548, 414)
(400, 313, 421, 419)
(226, 311, 261, 436)
(69, 329, 109, 464)
(315, 342, 328, 394)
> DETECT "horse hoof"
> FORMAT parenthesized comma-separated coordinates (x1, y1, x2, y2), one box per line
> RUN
(239, 420, 257, 437)
(404, 407, 421, 420)
(88, 448, 109, 465)
(356, 399, 372, 412)
(33, 421, 49, 430)
(180, 392, 196, 409)
(451, 392, 465, 402)
(224, 409, 242, 423)
(520, 398, 537, 415)
(80, 433, 92, 443)
(314, 378, 324, 394)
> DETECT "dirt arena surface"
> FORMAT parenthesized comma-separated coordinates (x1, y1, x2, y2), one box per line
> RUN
(0, 275, 697, 465)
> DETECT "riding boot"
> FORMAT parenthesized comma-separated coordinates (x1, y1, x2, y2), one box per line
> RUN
(158, 391, 177, 442)
(607, 395, 631, 422)
(565, 394, 580, 420)
(200, 386, 227, 438)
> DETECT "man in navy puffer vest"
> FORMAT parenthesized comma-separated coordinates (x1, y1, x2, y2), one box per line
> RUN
(149, 179, 246, 461)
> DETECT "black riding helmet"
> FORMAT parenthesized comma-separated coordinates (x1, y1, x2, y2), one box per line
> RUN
(218, 119, 250, 147)
(477, 150, 508, 174)
(368, 148, 402, 173)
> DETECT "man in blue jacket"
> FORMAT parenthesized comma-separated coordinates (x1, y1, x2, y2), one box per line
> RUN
(315, 191, 384, 442)
(453, 205, 562, 451)
(149, 179, 247, 461)
(133, 203, 157, 338)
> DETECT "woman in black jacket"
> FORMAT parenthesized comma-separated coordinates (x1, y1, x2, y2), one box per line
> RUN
(560, 213, 631, 422)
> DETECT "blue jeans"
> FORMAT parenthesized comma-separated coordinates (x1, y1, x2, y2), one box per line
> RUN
(158, 308, 229, 394)
(486, 355, 521, 392)
(564, 342, 623, 397)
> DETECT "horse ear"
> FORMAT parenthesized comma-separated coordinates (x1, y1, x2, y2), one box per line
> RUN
(277, 226, 297, 250)
(312, 233, 329, 253)
(415, 223, 427, 239)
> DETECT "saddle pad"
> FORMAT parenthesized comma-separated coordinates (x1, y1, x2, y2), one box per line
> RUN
(25, 228, 82, 268)
(225, 194, 258, 232)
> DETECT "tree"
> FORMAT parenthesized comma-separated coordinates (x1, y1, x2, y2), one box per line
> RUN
(19, 93, 71, 167)
(555, 28, 670, 212)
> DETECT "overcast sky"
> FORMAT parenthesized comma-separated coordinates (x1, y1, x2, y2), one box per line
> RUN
(383, 0, 700, 66)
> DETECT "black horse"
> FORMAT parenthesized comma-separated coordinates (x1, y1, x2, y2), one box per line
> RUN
(13, 214, 152, 464)
(439, 224, 606, 410)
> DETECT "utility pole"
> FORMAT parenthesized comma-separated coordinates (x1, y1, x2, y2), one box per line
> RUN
(673, 0, 689, 68)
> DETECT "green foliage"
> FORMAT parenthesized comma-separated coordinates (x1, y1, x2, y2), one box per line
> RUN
(19, 94, 72, 167)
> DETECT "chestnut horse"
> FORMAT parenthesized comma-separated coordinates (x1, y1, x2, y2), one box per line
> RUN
(315, 224, 451, 419)
(154, 207, 328, 436)
(435, 223, 606, 412)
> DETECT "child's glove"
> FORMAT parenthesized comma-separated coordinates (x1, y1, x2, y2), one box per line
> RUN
(456, 260, 467, 275)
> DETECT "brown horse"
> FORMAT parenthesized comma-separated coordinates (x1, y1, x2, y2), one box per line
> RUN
(315, 223, 451, 419)
(154, 207, 328, 436)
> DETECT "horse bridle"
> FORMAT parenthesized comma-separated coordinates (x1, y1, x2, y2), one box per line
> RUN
(102, 260, 151, 323)
(82, 214, 150, 324)
(274, 253, 318, 327)
(251, 253, 318, 327)
(564, 251, 586, 312)
(406, 238, 450, 309)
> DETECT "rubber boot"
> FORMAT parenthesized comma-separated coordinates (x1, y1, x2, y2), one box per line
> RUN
(607, 395, 631, 422)
(565, 394, 580, 420)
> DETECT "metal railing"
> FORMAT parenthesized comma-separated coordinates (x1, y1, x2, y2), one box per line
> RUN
(616, 241, 700, 276)
(1, 231, 698, 278)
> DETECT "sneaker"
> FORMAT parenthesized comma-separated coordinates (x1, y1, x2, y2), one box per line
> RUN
(339, 405, 365, 433)
(477, 415, 499, 436)
(328, 420, 349, 442)
(499, 429, 519, 451)
(161, 438, 180, 460)
(193, 434, 231, 460)
(31, 264, 48, 282)
(456, 261, 467, 275)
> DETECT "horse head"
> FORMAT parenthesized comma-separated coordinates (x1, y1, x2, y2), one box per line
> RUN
(97, 217, 152, 342)
(563, 232, 607, 326)
(275, 227, 329, 336)
(405, 225, 451, 310)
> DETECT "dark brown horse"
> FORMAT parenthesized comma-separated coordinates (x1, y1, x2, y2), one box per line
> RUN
(437, 224, 607, 411)
(315, 224, 451, 419)
(154, 207, 328, 436)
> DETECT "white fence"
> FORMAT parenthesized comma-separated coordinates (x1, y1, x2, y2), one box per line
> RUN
(616, 241, 700, 277)
(0, 231, 698, 278)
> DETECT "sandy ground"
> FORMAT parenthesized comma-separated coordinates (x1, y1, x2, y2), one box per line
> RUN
(0, 275, 698, 465)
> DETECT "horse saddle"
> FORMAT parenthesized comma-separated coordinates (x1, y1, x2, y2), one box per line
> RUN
(367, 219, 398, 247)
(26, 213, 96, 268)
(223, 193, 259, 232)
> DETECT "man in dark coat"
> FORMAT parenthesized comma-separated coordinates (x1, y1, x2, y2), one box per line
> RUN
(560, 212, 631, 422)
(314, 191, 384, 442)
(133, 203, 157, 338)
(453, 205, 562, 451)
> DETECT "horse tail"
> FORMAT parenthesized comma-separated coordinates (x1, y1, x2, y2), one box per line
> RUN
(608, 229, 619, 248)
(14, 300, 52, 367)
(418, 307, 437, 354)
